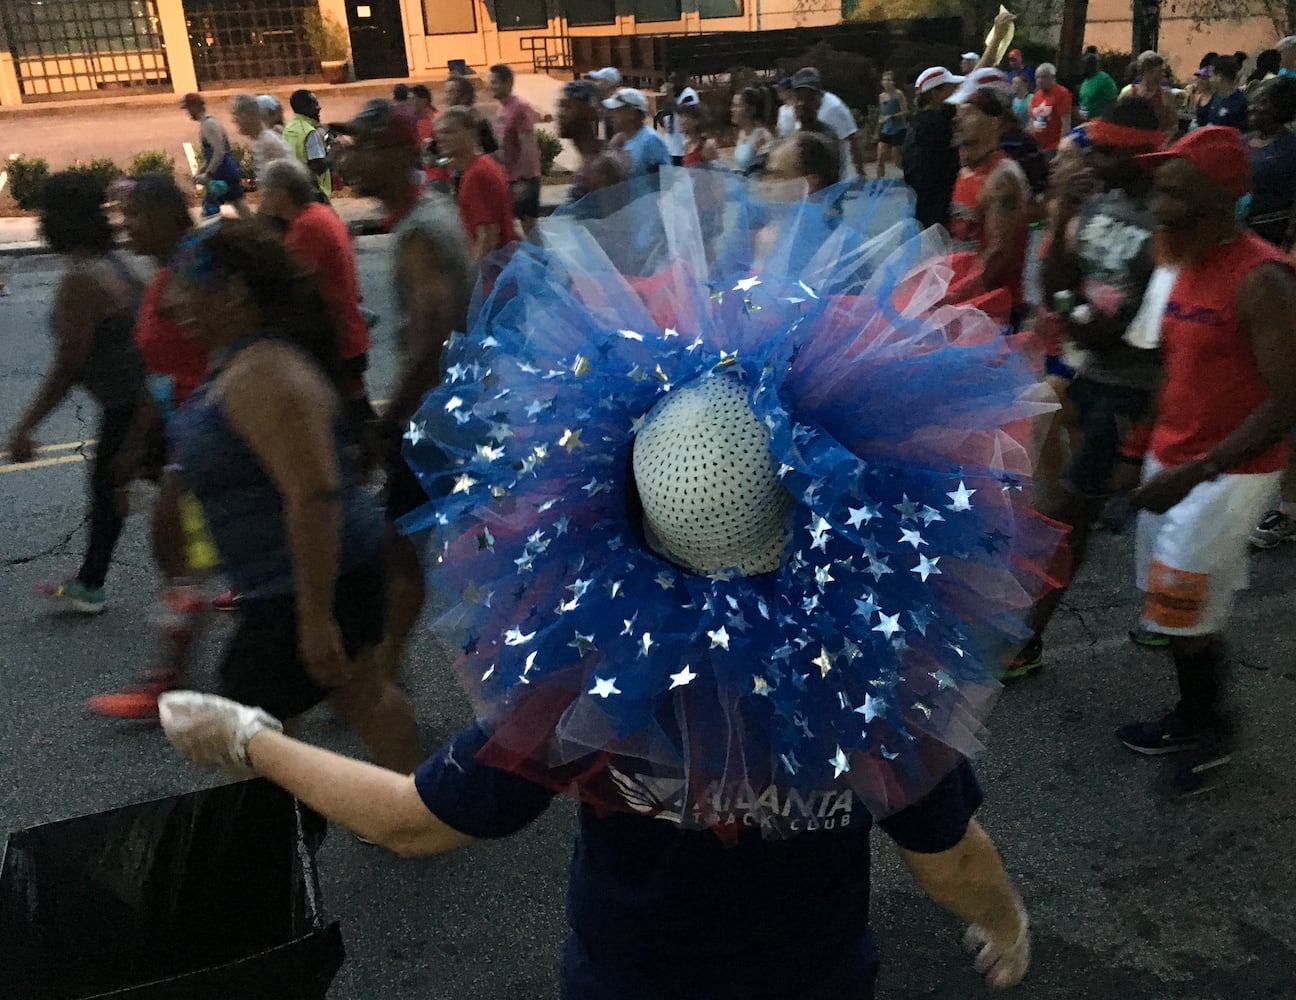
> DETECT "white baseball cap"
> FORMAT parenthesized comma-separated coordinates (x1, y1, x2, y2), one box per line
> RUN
(587, 67, 621, 87)
(961, 51, 981, 61)
(916, 67, 964, 94)
(946, 67, 1011, 104)
(603, 87, 649, 113)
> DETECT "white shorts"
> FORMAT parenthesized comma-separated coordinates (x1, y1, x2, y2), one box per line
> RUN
(1135, 456, 1280, 636)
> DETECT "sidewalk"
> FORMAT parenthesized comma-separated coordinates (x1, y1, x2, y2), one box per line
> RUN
(0, 183, 572, 257)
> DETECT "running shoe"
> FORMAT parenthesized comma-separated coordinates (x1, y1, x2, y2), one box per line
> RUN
(1000, 637, 1044, 681)
(212, 588, 241, 612)
(1116, 709, 1202, 755)
(1128, 626, 1169, 648)
(35, 578, 107, 614)
(1250, 509, 1296, 550)
(85, 671, 182, 719)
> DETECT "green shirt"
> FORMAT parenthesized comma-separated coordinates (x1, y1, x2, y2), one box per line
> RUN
(1079, 72, 1118, 120)
(282, 114, 331, 199)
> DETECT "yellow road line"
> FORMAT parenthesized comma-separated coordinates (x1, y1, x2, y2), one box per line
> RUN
(0, 453, 86, 473)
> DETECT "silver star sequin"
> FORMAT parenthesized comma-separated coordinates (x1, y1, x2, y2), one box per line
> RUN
(855, 693, 884, 723)
(813, 646, 834, 677)
(872, 612, 903, 639)
(708, 626, 731, 650)
(589, 677, 622, 698)
(912, 554, 941, 582)
(669, 665, 697, 689)
(946, 481, 976, 511)
(829, 745, 850, 778)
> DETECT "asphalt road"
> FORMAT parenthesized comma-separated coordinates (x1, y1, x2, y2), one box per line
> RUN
(2, 246, 1295, 1000)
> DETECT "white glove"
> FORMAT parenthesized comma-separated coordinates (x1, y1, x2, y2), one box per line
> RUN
(963, 902, 1031, 989)
(158, 691, 282, 780)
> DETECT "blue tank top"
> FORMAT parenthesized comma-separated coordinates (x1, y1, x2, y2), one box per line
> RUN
(169, 339, 382, 599)
(880, 94, 903, 135)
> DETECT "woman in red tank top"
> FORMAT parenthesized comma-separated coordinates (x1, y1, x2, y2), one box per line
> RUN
(678, 103, 718, 167)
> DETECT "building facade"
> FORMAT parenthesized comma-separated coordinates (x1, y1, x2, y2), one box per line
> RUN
(0, 0, 840, 106)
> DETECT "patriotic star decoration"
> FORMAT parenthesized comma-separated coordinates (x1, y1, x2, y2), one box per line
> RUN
(846, 503, 877, 528)
(855, 693, 885, 723)
(911, 553, 942, 582)
(708, 626, 731, 651)
(669, 665, 697, 689)
(872, 612, 903, 639)
(899, 527, 927, 549)
(733, 276, 762, 292)
(589, 677, 622, 698)
(829, 745, 851, 779)
(946, 481, 976, 512)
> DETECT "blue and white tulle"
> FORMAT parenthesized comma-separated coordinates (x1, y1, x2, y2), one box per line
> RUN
(401, 170, 1066, 837)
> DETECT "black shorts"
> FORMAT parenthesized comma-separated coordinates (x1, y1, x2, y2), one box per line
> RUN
(1064, 377, 1152, 499)
(879, 130, 906, 147)
(219, 559, 386, 719)
(511, 177, 541, 221)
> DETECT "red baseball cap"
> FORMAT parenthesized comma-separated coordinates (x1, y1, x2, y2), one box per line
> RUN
(1137, 125, 1252, 198)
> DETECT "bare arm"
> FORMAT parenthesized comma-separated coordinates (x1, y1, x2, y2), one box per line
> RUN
(471, 223, 501, 264)
(386, 231, 463, 434)
(1202, 263, 1296, 471)
(247, 728, 474, 856)
(979, 161, 1030, 292)
(847, 130, 867, 175)
(220, 344, 341, 628)
(11, 271, 102, 440)
(900, 818, 1026, 943)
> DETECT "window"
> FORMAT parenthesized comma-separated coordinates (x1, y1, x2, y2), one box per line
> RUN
(495, 0, 547, 29)
(698, 0, 742, 16)
(565, 0, 615, 25)
(633, 0, 681, 22)
(423, 0, 476, 34)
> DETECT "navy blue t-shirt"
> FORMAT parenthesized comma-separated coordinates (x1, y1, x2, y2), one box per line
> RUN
(415, 722, 983, 1000)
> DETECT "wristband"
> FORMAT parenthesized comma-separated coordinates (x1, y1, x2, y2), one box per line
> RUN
(234, 713, 283, 768)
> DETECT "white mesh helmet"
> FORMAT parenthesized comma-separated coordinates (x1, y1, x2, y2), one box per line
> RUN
(632, 374, 792, 576)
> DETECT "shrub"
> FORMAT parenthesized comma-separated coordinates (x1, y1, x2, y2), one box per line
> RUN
(536, 127, 563, 176)
(69, 157, 123, 192)
(128, 149, 175, 177)
(7, 155, 49, 210)
(303, 8, 350, 62)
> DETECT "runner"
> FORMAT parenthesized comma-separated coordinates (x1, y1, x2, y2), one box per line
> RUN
(436, 105, 517, 262)
(6, 172, 146, 614)
(330, 99, 473, 687)
(259, 158, 375, 442)
(791, 67, 865, 180)
(158, 219, 422, 773)
(944, 86, 1031, 329)
(86, 174, 216, 718)
(732, 87, 774, 177)
(875, 70, 908, 179)
(181, 92, 243, 216)
(1027, 63, 1073, 154)
(231, 93, 290, 184)
(489, 64, 542, 234)
(904, 67, 963, 229)
(1121, 127, 1296, 795)
(1008, 98, 1165, 678)
(283, 90, 331, 202)
(556, 79, 608, 203)
(605, 88, 670, 177)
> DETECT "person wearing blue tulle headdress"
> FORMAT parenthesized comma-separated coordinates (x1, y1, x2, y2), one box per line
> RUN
(159, 168, 1068, 997)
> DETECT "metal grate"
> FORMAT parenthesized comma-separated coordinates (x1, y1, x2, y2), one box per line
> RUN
(183, 0, 316, 85)
(0, 0, 171, 100)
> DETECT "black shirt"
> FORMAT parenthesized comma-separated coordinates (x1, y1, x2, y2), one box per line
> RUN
(903, 105, 961, 230)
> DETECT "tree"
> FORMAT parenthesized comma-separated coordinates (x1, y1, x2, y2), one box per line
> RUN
(1181, 0, 1295, 38)
(1057, 0, 1090, 77)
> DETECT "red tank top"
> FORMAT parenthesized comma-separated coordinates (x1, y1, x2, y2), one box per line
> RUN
(682, 144, 703, 166)
(1150, 231, 1289, 473)
(947, 151, 1027, 306)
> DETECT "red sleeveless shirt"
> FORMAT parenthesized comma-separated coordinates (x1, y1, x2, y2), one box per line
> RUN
(1151, 231, 1289, 473)
(947, 151, 1027, 306)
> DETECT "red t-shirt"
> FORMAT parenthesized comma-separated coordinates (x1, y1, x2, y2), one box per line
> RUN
(1151, 232, 1289, 474)
(283, 202, 370, 363)
(458, 154, 516, 252)
(134, 268, 209, 406)
(1028, 85, 1073, 152)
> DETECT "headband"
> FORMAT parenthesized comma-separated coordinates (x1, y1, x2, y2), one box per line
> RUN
(1086, 119, 1164, 150)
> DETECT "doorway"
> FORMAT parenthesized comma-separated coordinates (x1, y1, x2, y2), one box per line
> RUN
(346, 0, 407, 80)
